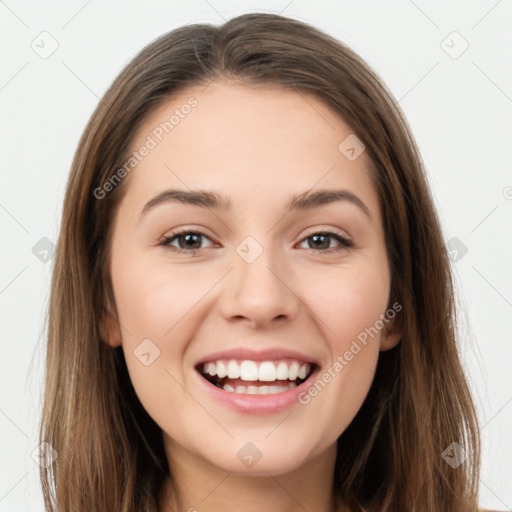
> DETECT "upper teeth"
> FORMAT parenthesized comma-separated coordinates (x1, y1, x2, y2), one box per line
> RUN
(202, 360, 311, 382)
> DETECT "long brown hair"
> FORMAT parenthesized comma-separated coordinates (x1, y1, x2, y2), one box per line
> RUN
(40, 12, 481, 511)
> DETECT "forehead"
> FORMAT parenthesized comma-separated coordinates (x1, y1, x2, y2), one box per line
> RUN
(122, 79, 379, 220)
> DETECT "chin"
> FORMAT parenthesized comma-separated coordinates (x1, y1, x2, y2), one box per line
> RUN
(199, 440, 315, 476)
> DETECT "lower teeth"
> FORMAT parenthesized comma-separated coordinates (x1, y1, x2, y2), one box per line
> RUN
(222, 382, 297, 394)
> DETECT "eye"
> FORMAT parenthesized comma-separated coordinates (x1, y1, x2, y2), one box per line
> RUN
(158, 229, 353, 255)
(297, 231, 353, 254)
(158, 229, 214, 254)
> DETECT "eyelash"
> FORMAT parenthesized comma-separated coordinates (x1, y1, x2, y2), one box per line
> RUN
(157, 228, 354, 255)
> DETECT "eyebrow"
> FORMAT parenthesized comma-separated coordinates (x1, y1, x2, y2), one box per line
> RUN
(140, 188, 372, 221)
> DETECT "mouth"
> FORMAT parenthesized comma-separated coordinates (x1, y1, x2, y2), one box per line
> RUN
(195, 359, 316, 395)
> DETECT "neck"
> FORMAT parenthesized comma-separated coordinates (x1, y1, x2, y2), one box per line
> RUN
(158, 436, 345, 512)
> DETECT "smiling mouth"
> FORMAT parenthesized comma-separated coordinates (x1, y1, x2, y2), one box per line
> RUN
(196, 360, 316, 395)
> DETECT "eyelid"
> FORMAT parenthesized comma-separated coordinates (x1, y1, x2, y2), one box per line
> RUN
(300, 226, 352, 242)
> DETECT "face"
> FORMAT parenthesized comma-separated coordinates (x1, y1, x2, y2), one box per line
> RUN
(102, 79, 401, 476)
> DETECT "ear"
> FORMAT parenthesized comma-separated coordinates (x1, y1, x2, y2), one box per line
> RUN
(99, 305, 122, 348)
(379, 308, 403, 351)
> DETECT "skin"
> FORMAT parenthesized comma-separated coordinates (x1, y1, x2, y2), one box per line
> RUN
(101, 79, 402, 512)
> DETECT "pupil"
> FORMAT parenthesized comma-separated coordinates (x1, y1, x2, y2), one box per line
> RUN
(311, 234, 328, 249)
(181, 233, 201, 249)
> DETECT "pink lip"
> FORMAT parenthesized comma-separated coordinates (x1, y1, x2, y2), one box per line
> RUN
(195, 365, 319, 415)
(195, 347, 318, 367)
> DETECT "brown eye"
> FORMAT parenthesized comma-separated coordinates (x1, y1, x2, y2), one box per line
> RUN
(158, 230, 213, 253)
(298, 232, 353, 253)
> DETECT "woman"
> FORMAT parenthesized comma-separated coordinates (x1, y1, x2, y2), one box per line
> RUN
(39, 12, 485, 512)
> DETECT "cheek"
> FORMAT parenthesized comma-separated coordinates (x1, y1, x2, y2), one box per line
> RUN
(111, 259, 217, 410)
(112, 263, 207, 431)
(306, 264, 390, 350)
(112, 256, 213, 345)
(295, 265, 388, 433)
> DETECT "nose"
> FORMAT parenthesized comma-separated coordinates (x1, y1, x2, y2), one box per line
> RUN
(218, 244, 300, 329)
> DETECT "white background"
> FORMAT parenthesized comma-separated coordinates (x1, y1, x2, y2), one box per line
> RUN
(0, 0, 511, 510)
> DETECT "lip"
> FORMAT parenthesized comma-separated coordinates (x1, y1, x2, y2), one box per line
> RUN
(194, 347, 319, 366)
(194, 364, 320, 415)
